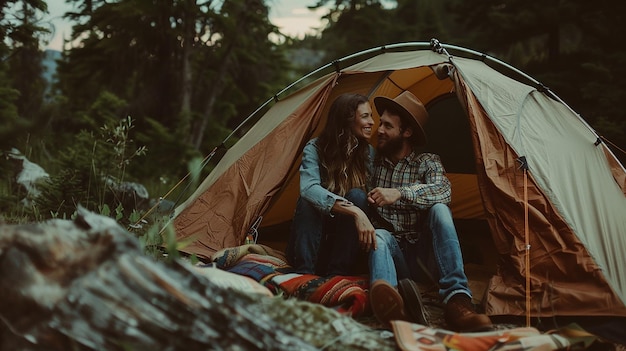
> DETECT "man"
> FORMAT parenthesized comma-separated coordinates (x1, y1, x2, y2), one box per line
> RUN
(366, 91, 492, 332)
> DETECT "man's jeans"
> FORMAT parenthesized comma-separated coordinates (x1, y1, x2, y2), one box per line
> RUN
(286, 188, 369, 276)
(369, 203, 472, 302)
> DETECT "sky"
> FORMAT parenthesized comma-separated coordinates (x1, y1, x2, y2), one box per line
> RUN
(44, 0, 328, 51)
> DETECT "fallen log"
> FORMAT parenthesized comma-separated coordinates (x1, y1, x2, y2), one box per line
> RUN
(0, 207, 394, 350)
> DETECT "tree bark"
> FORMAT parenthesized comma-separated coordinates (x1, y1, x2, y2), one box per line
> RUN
(178, 0, 195, 143)
(0, 208, 395, 350)
(191, 0, 258, 150)
(0, 208, 316, 350)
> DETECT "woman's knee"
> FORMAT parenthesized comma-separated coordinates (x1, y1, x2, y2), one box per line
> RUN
(375, 229, 396, 248)
(345, 188, 368, 208)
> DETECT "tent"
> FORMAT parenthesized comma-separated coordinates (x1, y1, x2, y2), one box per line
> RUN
(172, 40, 626, 320)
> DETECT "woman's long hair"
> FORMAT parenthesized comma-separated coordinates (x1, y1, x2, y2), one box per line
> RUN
(316, 93, 371, 196)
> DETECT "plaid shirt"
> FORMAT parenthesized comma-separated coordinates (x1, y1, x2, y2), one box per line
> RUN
(371, 151, 451, 241)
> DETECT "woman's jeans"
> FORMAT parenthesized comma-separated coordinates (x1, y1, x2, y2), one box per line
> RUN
(286, 188, 369, 276)
(369, 203, 472, 302)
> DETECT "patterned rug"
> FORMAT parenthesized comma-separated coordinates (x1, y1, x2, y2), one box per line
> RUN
(212, 244, 369, 317)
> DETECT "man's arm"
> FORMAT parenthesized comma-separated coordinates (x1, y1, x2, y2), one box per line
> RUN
(368, 153, 451, 209)
(398, 153, 451, 208)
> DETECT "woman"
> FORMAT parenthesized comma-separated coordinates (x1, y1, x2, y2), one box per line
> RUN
(286, 93, 378, 276)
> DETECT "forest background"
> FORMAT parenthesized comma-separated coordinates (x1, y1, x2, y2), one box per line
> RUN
(1, 0, 625, 238)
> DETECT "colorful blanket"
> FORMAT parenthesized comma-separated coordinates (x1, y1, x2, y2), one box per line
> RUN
(212, 244, 369, 317)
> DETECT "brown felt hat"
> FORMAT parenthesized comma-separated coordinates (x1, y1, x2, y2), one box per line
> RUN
(374, 91, 429, 146)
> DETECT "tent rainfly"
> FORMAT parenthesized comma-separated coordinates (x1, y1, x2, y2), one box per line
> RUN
(172, 40, 626, 320)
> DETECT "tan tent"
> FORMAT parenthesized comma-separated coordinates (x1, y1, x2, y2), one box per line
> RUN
(173, 41, 626, 319)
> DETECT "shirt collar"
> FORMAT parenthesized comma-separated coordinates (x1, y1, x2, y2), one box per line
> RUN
(378, 149, 419, 167)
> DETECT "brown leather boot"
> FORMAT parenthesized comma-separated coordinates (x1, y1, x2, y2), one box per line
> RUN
(444, 293, 492, 332)
(370, 280, 408, 326)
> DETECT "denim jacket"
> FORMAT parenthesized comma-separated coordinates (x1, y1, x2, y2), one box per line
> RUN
(299, 138, 375, 215)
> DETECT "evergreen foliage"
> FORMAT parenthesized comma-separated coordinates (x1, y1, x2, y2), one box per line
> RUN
(7, 1, 48, 124)
(0, 0, 47, 150)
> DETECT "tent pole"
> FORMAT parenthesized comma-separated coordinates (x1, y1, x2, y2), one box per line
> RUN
(222, 42, 432, 145)
(524, 168, 531, 327)
(220, 39, 625, 173)
(227, 39, 624, 174)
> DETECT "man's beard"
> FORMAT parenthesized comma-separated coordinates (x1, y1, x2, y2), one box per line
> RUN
(377, 134, 403, 158)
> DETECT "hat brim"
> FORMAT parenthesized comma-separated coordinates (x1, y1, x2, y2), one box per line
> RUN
(374, 96, 427, 146)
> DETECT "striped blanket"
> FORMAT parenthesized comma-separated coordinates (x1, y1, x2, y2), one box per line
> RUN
(212, 244, 369, 317)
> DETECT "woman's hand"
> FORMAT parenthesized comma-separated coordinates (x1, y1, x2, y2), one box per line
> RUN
(353, 210, 377, 252)
(333, 200, 377, 251)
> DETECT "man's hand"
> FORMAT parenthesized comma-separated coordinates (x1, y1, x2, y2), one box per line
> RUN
(367, 187, 401, 207)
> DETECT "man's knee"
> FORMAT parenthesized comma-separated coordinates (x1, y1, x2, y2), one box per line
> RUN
(429, 203, 452, 221)
(428, 203, 457, 233)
